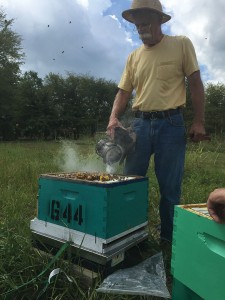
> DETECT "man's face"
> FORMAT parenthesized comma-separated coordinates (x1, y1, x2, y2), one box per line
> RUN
(133, 11, 161, 46)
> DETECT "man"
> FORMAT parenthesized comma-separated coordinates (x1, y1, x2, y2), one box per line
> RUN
(107, 0, 206, 242)
(207, 188, 225, 223)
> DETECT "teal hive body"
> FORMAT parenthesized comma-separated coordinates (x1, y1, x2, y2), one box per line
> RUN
(171, 204, 225, 300)
(37, 174, 149, 240)
(172, 278, 202, 300)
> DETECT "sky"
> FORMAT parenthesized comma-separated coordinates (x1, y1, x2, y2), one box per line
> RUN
(1, 0, 225, 84)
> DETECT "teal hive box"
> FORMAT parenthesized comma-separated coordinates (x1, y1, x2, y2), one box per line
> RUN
(171, 204, 225, 300)
(37, 173, 149, 240)
(172, 278, 202, 300)
(172, 278, 203, 300)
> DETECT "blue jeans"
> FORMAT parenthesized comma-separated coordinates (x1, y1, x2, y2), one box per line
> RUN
(124, 113, 186, 242)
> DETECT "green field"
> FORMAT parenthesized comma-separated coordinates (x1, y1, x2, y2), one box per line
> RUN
(0, 137, 225, 299)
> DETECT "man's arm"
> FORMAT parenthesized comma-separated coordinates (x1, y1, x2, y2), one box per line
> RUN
(107, 89, 131, 137)
(187, 70, 206, 142)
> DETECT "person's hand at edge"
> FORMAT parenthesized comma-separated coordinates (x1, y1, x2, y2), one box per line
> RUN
(207, 188, 225, 223)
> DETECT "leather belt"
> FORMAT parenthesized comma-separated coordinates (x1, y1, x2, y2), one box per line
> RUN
(134, 108, 182, 120)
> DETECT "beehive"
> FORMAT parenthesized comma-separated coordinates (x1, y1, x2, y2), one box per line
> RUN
(37, 172, 149, 240)
(171, 204, 225, 300)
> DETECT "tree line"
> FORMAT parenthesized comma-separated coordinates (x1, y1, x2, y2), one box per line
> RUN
(8, 71, 118, 140)
(1, 10, 225, 141)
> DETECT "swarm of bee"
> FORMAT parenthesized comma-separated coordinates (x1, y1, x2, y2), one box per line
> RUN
(49, 172, 128, 182)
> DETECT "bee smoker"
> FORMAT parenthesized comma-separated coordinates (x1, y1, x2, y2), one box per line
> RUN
(96, 127, 136, 165)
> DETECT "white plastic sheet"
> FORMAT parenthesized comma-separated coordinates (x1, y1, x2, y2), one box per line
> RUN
(97, 252, 171, 298)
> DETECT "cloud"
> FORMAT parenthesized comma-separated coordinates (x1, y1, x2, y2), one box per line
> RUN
(164, 0, 225, 83)
(1, 0, 133, 83)
(1, 0, 225, 84)
(76, 0, 89, 9)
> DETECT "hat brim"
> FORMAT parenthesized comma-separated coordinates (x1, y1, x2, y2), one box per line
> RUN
(122, 8, 171, 24)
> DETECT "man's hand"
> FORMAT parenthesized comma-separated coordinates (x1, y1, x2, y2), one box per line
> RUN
(107, 118, 124, 139)
(207, 188, 225, 223)
(106, 89, 131, 139)
(189, 122, 210, 142)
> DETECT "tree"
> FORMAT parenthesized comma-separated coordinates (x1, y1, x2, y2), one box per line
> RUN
(43, 73, 118, 138)
(0, 10, 24, 139)
(43, 73, 68, 139)
(205, 83, 225, 135)
(17, 71, 47, 139)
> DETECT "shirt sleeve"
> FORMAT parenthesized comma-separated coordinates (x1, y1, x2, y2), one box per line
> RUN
(182, 36, 200, 77)
(118, 54, 134, 92)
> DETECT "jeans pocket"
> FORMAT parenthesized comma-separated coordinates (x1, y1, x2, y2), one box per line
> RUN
(131, 118, 143, 130)
(166, 113, 185, 127)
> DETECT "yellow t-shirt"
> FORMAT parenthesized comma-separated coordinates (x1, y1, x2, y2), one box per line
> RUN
(118, 35, 199, 111)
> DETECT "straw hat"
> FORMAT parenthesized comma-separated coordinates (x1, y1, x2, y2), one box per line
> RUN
(122, 0, 171, 24)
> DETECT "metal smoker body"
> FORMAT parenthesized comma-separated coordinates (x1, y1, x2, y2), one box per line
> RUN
(96, 127, 136, 165)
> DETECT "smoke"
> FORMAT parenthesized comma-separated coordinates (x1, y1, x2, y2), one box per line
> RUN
(55, 141, 79, 172)
(106, 164, 117, 174)
(55, 140, 119, 173)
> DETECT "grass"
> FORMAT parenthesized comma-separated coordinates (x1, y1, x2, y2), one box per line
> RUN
(0, 136, 225, 299)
